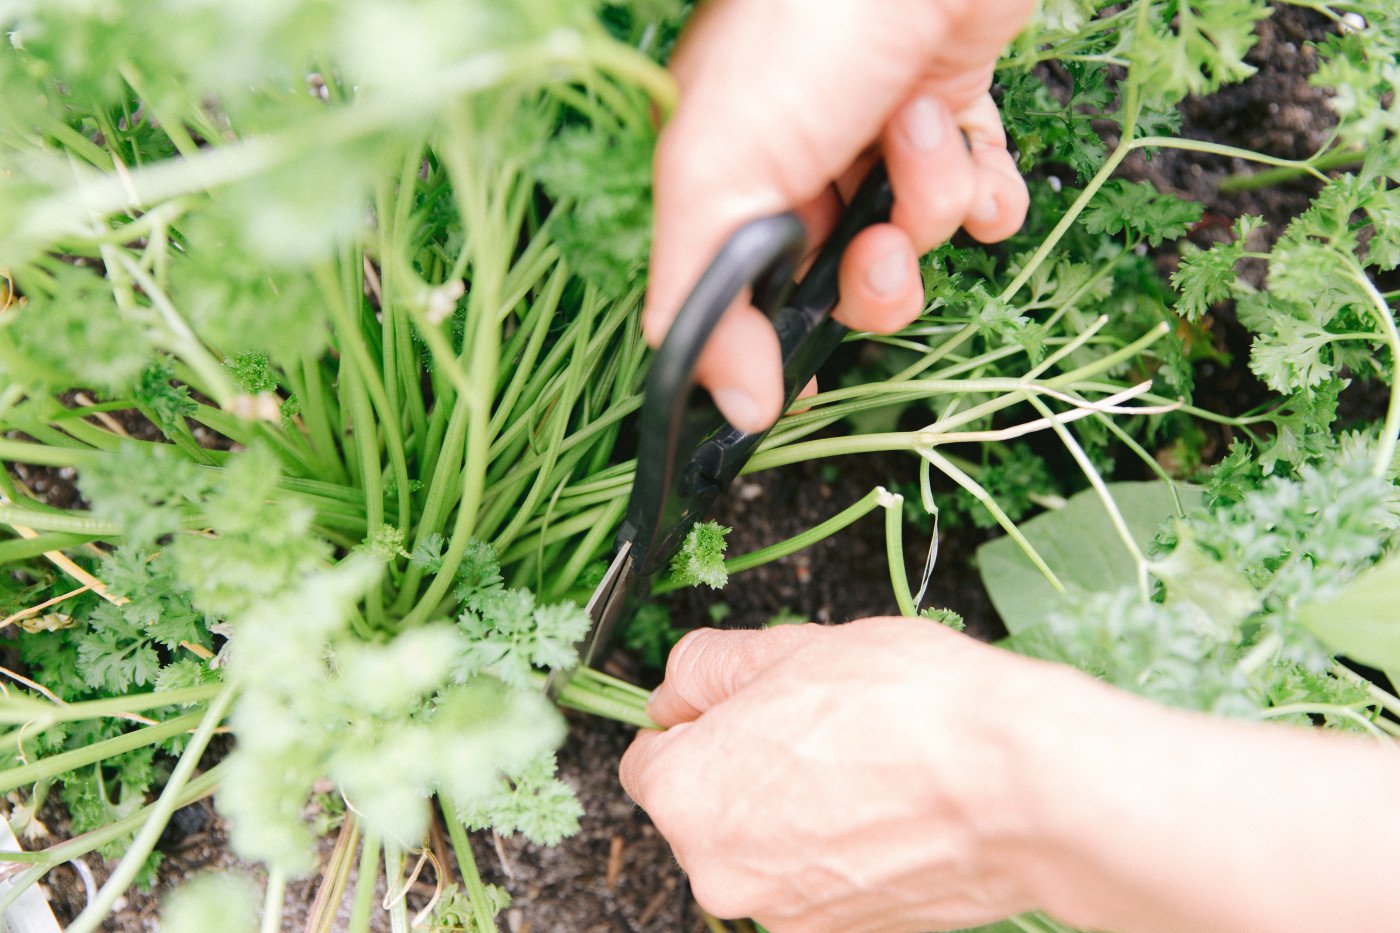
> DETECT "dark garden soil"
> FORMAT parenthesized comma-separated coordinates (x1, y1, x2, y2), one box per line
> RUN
(18, 6, 1358, 931)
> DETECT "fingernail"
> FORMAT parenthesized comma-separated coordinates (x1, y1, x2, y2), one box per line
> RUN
(901, 96, 945, 152)
(712, 387, 763, 430)
(971, 194, 1000, 224)
(867, 248, 909, 298)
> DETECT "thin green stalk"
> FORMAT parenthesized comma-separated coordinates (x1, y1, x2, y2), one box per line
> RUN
(1258, 703, 1389, 737)
(1026, 395, 1149, 600)
(43, 416, 123, 452)
(261, 867, 287, 933)
(318, 260, 413, 533)
(383, 841, 409, 933)
(294, 352, 349, 484)
(392, 402, 472, 614)
(1217, 146, 1362, 192)
(499, 503, 638, 566)
(488, 296, 596, 555)
(415, 384, 455, 483)
(1026, 315, 1110, 379)
(0, 505, 121, 537)
(341, 361, 387, 627)
(1332, 664, 1400, 721)
(927, 324, 1170, 435)
(0, 439, 102, 469)
(402, 109, 509, 627)
(755, 327, 1172, 474)
(348, 827, 381, 933)
(0, 763, 225, 911)
(892, 322, 979, 382)
(655, 487, 890, 595)
(1094, 412, 1187, 516)
(110, 253, 238, 405)
(486, 268, 569, 441)
(0, 531, 97, 563)
(545, 496, 625, 601)
(552, 669, 656, 729)
(190, 408, 320, 478)
(922, 448, 1064, 593)
(66, 684, 235, 933)
(444, 812, 501, 933)
(881, 489, 917, 617)
(481, 396, 640, 534)
(747, 432, 924, 473)
(1346, 265, 1400, 477)
(0, 683, 221, 726)
(0, 712, 204, 792)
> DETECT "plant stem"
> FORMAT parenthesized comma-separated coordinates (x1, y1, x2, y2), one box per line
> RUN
(348, 828, 381, 933)
(881, 488, 918, 617)
(1217, 146, 1362, 192)
(922, 447, 1064, 592)
(383, 841, 409, 933)
(445, 812, 500, 933)
(261, 867, 287, 933)
(656, 487, 891, 594)
(1025, 394, 1150, 600)
(0, 764, 225, 912)
(550, 668, 655, 729)
(66, 684, 235, 933)
(0, 683, 222, 726)
(1, 712, 205, 792)
(1346, 265, 1400, 477)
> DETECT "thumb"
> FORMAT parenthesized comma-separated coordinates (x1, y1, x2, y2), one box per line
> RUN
(647, 624, 825, 727)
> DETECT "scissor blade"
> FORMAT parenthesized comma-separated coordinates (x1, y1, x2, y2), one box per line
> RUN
(544, 540, 635, 699)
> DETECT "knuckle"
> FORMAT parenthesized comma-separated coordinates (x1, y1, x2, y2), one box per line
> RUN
(688, 872, 762, 920)
(665, 628, 711, 680)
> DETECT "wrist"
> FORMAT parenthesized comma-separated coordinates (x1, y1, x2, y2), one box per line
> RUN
(973, 658, 1148, 926)
(908, 645, 1106, 920)
(1004, 662, 1198, 930)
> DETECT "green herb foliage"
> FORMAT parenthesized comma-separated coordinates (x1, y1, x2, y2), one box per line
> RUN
(0, 0, 1395, 930)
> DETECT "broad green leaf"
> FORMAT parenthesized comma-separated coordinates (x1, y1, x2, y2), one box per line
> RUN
(976, 482, 1202, 635)
(1298, 552, 1400, 671)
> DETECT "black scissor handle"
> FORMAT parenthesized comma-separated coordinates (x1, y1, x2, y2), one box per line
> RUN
(624, 162, 895, 576)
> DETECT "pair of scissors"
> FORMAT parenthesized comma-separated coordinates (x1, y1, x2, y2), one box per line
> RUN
(545, 162, 895, 699)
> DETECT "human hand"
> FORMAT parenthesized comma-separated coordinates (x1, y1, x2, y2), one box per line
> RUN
(619, 620, 1400, 933)
(645, 0, 1036, 432)
(617, 619, 1060, 933)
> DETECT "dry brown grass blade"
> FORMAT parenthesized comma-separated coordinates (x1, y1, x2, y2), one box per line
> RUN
(69, 393, 130, 439)
(3, 476, 124, 608)
(0, 585, 91, 632)
(304, 815, 360, 933)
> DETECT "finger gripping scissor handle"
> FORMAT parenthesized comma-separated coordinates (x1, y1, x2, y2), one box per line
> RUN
(625, 162, 895, 577)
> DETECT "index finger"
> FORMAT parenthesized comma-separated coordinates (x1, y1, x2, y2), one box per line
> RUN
(647, 624, 825, 727)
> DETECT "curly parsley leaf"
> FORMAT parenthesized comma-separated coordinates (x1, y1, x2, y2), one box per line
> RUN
(537, 124, 655, 292)
(670, 521, 730, 590)
(170, 444, 330, 617)
(78, 443, 214, 548)
(132, 358, 199, 433)
(78, 602, 162, 693)
(1171, 215, 1263, 321)
(0, 266, 154, 392)
(454, 753, 583, 847)
(1128, 0, 1272, 107)
(1083, 180, 1204, 247)
(997, 64, 1110, 180)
